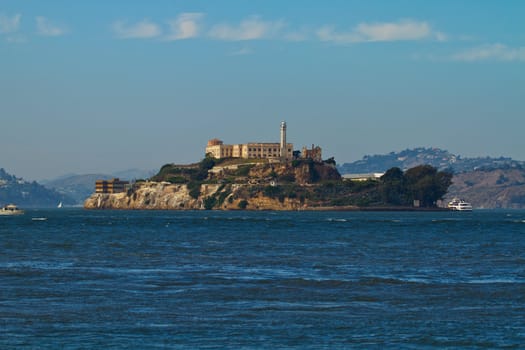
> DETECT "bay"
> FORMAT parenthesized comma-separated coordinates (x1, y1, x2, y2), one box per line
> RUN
(1, 209, 524, 348)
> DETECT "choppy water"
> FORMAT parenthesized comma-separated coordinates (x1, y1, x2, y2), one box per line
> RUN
(1, 209, 524, 349)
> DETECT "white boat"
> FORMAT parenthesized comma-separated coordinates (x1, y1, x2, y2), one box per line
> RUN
(57, 201, 63, 208)
(447, 198, 473, 211)
(0, 204, 25, 215)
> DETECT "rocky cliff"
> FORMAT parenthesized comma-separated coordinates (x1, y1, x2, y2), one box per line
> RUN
(84, 160, 341, 210)
(84, 181, 307, 210)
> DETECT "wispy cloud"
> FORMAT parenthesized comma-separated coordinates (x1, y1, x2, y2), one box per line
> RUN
(229, 47, 253, 56)
(209, 16, 285, 41)
(36, 16, 67, 36)
(113, 19, 161, 39)
(5, 34, 26, 43)
(0, 13, 21, 34)
(451, 43, 525, 62)
(165, 13, 203, 41)
(317, 19, 442, 44)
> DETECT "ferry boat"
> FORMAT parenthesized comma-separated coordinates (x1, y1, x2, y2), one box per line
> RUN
(0, 204, 25, 215)
(447, 198, 473, 211)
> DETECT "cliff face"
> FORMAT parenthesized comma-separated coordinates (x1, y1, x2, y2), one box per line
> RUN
(85, 182, 196, 210)
(84, 181, 306, 210)
(84, 159, 343, 211)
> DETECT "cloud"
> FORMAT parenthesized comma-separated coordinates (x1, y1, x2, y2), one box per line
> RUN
(209, 16, 285, 41)
(165, 13, 203, 40)
(356, 20, 431, 41)
(451, 43, 525, 62)
(36, 16, 67, 36)
(229, 47, 253, 56)
(317, 19, 440, 44)
(434, 31, 448, 42)
(113, 19, 161, 39)
(0, 13, 21, 34)
(6, 34, 26, 43)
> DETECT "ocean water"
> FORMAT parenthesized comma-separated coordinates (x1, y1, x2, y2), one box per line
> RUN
(1, 209, 524, 349)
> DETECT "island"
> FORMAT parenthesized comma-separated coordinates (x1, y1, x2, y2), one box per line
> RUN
(84, 122, 452, 211)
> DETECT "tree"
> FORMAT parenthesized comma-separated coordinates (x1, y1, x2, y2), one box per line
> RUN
(404, 165, 452, 207)
(380, 167, 405, 205)
(378, 165, 453, 207)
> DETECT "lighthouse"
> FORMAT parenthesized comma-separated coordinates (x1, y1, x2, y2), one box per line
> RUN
(280, 121, 287, 161)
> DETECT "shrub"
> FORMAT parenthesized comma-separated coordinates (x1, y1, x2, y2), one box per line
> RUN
(263, 185, 281, 198)
(187, 181, 201, 199)
(168, 176, 187, 184)
(203, 196, 217, 210)
(235, 165, 253, 177)
(324, 157, 336, 166)
(217, 187, 231, 206)
(299, 194, 305, 204)
(199, 156, 216, 171)
(278, 173, 295, 183)
(238, 200, 248, 209)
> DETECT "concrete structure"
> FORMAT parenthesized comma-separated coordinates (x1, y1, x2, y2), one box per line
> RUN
(280, 121, 287, 161)
(302, 144, 322, 162)
(341, 173, 385, 182)
(95, 178, 129, 194)
(206, 122, 293, 161)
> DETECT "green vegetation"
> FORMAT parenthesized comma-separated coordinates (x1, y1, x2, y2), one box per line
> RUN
(234, 164, 254, 177)
(149, 156, 451, 209)
(378, 165, 452, 207)
(151, 155, 217, 184)
(203, 196, 217, 210)
(263, 185, 281, 198)
(187, 181, 201, 199)
(251, 165, 451, 208)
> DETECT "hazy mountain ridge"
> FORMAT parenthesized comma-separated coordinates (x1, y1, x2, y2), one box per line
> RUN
(41, 174, 114, 205)
(41, 169, 155, 204)
(0, 168, 74, 208)
(0, 168, 155, 206)
(338, 147, 525, 174)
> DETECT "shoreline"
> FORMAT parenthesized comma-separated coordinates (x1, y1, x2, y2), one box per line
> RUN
(84, 205, 452, 212)
(301, 206, 450, 212)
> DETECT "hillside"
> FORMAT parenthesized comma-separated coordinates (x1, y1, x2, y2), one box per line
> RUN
(0, 168, 74, 208)
(446, 168, 525, 209)
(86, 158, 345, 210)
(41, 169, 154, 205)
(42, 174, 114, 205)
(338, 147, 525, 174)
(85, 157, 452, 210)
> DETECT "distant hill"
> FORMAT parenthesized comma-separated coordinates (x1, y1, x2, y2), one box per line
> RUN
(41, 169, 155, 204)
(111, 168, 155, 181)
(0, 168, 74, 208)
(338, 147, 525, 174)
(446, 168, 525, 209)
(42, 174, 113, 205)
(337, 148, 525, 209)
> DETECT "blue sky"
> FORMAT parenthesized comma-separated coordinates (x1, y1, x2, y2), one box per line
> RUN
(1, 1, 524, 180)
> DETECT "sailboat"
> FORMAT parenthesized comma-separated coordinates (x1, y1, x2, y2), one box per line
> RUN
(57, 201, 63, 208)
